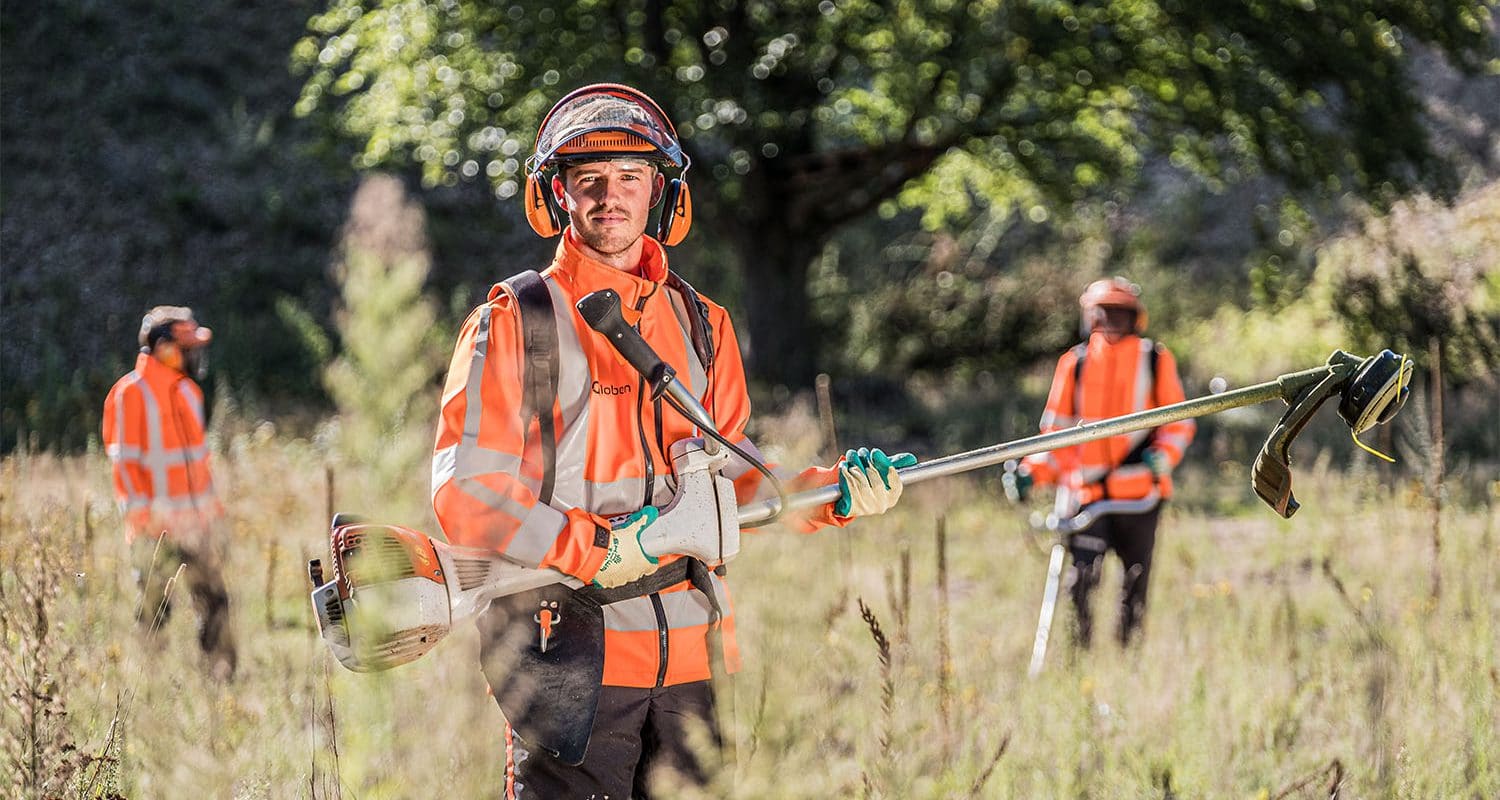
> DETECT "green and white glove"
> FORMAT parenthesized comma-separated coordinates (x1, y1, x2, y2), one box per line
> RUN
(593, 506, 661, 589)
(1142, 448, 1172, 478)
(835, 448, 918, 518)
(1001, 459, 1032, 503)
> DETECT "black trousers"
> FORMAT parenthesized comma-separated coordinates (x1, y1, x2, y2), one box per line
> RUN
(1067, 504, 1161, 647)
(504, 680, 721, 799)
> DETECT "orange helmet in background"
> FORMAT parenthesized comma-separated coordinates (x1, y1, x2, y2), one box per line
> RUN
(524, 83, 693, 245)
(1079, 276, 1148, 334)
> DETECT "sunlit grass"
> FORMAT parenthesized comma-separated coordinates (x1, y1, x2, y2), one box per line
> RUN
(3, 430, 1496, 798)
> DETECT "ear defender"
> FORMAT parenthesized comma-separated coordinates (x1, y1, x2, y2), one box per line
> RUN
(657, 178, 692, 246)
(525, 172, 565, 238)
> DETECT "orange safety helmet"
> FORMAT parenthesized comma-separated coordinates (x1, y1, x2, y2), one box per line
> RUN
(1079, 277, 1148, 334)
(524, 83, 693, 246)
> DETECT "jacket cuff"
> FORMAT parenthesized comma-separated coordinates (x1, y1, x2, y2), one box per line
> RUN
(785, 465, 851, 532)
(539, 507, 612, 581)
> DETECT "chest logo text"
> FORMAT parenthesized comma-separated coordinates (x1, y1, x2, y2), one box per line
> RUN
(592, 381, 632, 396)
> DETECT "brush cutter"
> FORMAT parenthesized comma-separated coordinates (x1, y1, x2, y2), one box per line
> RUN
(1022, 492, 1163, 678)
(311, 288, 1412, 674)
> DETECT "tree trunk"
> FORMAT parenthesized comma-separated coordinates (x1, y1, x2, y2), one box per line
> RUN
(733, 228, 826, 389)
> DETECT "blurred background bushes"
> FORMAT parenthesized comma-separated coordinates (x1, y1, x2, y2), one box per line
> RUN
(3, 0, 1497, 484)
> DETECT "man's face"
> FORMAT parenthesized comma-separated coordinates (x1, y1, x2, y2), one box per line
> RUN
(554, 159, 662, 258)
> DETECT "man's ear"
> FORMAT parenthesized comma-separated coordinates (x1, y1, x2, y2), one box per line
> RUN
(551, 173, 569, 211)
(650, 171, 666, 206)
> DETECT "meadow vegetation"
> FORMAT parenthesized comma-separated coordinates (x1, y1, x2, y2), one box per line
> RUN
(4, 404, 1496, 798)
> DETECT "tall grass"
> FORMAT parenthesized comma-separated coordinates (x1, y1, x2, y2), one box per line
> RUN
(2, 423, 1497, 797)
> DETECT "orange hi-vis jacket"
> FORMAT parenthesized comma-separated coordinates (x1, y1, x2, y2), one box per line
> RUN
(433, 231, 846, 688)
(1022, 333, 1195, 509)
(102, 352, 222, 541)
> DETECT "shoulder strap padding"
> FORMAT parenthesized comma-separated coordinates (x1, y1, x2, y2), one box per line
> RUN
(501, 269, 560, 505)
(663, 272, 715, 372)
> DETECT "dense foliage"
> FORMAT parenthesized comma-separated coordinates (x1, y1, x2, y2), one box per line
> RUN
(294, 0, 1496, 383)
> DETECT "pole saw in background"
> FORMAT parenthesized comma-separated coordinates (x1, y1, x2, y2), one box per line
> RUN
(309, 287, 1412, 678)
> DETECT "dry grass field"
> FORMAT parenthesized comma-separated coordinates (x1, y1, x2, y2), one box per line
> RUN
(3, 411, 1497, 799)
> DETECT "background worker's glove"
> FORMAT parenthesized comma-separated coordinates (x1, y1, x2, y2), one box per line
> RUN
(593, 506, 661, 589)
(834, 448, 917, 518)
(1001, 459, 1032, 503)
(1142, 448, 1172, 478)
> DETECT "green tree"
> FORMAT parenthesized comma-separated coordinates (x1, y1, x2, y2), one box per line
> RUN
(323, 174, 444, 519)
(294, 0, 1495, 387)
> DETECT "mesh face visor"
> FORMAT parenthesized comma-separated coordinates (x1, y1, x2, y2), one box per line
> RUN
(527, 92, 687, 175)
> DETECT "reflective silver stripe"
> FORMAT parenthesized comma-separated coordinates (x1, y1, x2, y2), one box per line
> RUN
(434, 444, 522, 486)
(549, 278, 593, 508)
(431, 445, 458, 498)
(1079, 465, 1111, 483)
(461, 306, 493, 444)
(178, 381, 204, 427)
(673, 293, 709, 401)
(720, 436, 767, 481)
(133, 378, 171, 497)
(505, 500, 570, 567)
(1041, 412, 1078, 429)
(447, 304, 547, 499)
(602, 582, 722, 632)
(138, 446, 208, 470)
(120, 496, 150, 512)
(1111, 464, 1153, 482)
(107, 443, 142, 460)
(1156, 431, 1192, 452)
(450, 476, 533, 530)
(581, 476, 651, 515)
(1067, 343, 1087, 421)
(1134, 339, 1154, 411)
(113, 374, 151, 501)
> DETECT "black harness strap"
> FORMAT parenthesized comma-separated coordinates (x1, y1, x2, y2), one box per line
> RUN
(505, 270, 560, 505)
(663, 272, 715, 372)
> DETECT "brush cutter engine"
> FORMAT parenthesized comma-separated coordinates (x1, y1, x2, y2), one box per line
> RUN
(310, 437, 740, 672)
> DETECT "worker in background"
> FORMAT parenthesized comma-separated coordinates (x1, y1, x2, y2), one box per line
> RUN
(1004, 278, 1195, 647)
(432, 83, 910, 798)
(102, 305, 237, 680)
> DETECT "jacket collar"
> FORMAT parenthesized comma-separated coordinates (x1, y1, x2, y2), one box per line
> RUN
(1087, 331, 1141, 353)
(135, 351, 187, 388)
(548, 229, 668, 326)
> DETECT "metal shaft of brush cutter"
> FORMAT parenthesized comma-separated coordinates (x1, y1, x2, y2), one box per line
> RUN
(737, 351, 1376, 525)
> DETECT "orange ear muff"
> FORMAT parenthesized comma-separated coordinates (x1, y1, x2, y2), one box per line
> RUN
(657, 179, 692, 246)
(524, 173, 565, 238)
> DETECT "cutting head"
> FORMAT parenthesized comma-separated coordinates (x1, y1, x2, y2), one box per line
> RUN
(1252, 349, 1411, 518)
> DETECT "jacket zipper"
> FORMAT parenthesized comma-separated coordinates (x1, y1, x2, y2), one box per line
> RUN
(633, 294, 656, 509)
(627, 293, 676, 686)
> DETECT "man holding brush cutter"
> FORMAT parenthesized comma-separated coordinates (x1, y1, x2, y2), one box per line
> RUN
(430, 82, 911, 798)
(1004, 277, 1195, 648)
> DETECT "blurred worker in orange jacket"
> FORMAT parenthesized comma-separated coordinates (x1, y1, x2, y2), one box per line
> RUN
(433, 83, 908, 798)
(102, 306, 236, 680)
(1004, 278, 1195, 647)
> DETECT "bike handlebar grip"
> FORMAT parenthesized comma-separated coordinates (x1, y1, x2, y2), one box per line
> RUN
(577, 289, 675, 398)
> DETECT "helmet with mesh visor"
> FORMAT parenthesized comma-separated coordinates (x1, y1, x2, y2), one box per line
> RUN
(527, 86, 687, 175)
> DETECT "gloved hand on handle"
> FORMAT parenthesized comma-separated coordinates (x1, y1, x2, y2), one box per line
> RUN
(593, 506, 661, 588)
(1001, 459, 1032, 503)
(1142, 448, 1172, 478)
(834, 448, 917, 518)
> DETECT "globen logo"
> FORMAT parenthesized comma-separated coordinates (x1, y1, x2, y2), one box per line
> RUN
(591, 380, 632, 396)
